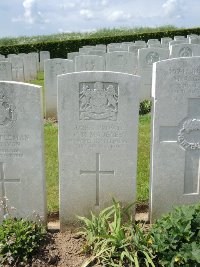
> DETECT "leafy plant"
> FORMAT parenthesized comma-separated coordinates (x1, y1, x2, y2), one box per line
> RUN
(150, 203, 200, 266)
(0, 197, 46, 266)
(139, 100, 152, 115)
(0, 217, 46, 265)
(78, 199, 155, 267)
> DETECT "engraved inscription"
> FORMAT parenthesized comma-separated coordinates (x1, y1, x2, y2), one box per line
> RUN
(178, 119, 200, 150)
(0, 88, 16, 129)
(146, 52, 159, 65)
(85, 60, 95, 71)
(179, 47, 192, 57)
(79, 82, 118, 121)
(0, 64, 6, 71)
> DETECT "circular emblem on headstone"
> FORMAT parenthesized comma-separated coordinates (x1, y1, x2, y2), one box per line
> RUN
(146, 52, 159, 65)
(0, 88, 16, 129)
(177, 118, 200, 150)
(179, 47, 192, 57)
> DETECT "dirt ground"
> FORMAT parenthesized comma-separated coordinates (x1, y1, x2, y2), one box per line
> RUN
(28, 204, 149, 267)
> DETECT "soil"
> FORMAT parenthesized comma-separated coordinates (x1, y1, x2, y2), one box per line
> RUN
(25, 204, 149, 267)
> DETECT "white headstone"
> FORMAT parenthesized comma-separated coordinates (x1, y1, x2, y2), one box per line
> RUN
(87, 50, 106, 56)
(134, 40, 146, 46)
(108, 47, 127, 52)
(39, 51, 50, 71)
(169, 39, 189, 47)
(29, 52, 39, 72)
(170, 44, 200, 58)
(189, 36, 200, 45)
(0, 62, 12, 81)
(11, 56, 24, 82)
(174, 35, 186, 41)
(151, 57, 200, 222)
(44, 58, 75, 118)
(0, 55, 6, 61)
(58, 71, 140, 229)
(67, 52, 79, 61)
(75, 55, 105, 71)
(105, 51, 136, 74)
(138, 48, 169, 100)
(0, 81, 46, 223)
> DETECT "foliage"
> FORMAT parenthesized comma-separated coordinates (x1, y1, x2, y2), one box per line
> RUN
(150, 203, 200, 266)
(139, 100, 152, 115)
(78, 199, 155, 267)
(0, 26, 200, 58)
(0, 198, 46, 266)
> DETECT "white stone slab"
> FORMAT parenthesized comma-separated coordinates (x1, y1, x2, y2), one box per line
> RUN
(67, 52, 79, 60)
(189, 37, 200, 44)
(151, 57, 200, 222)
(134, 40, 146, 45)
(0, 55, 5, 61)
(29, 52, 39, 73)
(0, 81, 46, 223)
(39, 51, 50, 71)
(147, 39, 160, 45)
(11, 56, 24, 82)
(108, 47, 127, 52)
(44, 58, 74, 119)
(169, 39, 189, 46)
(0, 62, 12, 81)
(58, 71, 140, 229)
(170, 44, 200, 58)
(75, 55, 105, 71)
(174, 35, 186, 41)
(138, 48, 169, 100)
(105, 51, 136, 74)
(87, 50, 106, 56)
(161, 37, 172, 45)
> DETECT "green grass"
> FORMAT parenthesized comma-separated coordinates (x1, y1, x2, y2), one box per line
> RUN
(31, 73, 151, 212)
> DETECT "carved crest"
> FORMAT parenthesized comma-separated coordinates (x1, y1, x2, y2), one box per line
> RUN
(0, 88, 16, 129)
(146, 52, 159, 65)
(79, 82, 118, 120)
(177, 118, 200, 150)
(179, 47, 192, 57)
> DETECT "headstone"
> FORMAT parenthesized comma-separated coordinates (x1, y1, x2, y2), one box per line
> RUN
(95, 44, 107, 51)
(39, 51, 50, 71)
(67, 52, 79, 61)
(0, 62, 12, 81)
(28, 53, 38, 79)
(108, 46, 127, 52)
(174, 36, 186, 41)
(7, 54, 17, 62)
(105, 51, 136, 74)
(151, 57, 200, 222)
(161, 37, 172, 46)
(29, 52, 39, 72)
(58, 71, 140, 229)
(138, 48, 169, 100)
(170, 44, 200, 58)
(87, 50, 106, 56)
(0, 81, 46, 223)
(169, 39, 189, 46)
(189, 37, 200, 45)
(0, 55, 6, 61)
(75, 55, 105, 71)
(23, 54, 32, 81)
(147, 39, 160, 45)
(44, 58, 74, 118)
(134, 40, 146, 45)
(11, 56, 24, 82)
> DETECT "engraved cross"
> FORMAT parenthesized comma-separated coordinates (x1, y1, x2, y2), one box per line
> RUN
(80, 153, 114, 206)
(0, 162, 21, 215)
(159, 98, 200, 194)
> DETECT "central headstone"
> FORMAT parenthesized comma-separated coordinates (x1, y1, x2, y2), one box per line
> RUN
(150, 57, 200, 222)
(58, 71, 140, 230)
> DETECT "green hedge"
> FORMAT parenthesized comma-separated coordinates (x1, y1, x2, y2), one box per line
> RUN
(0, 27, 200, 58)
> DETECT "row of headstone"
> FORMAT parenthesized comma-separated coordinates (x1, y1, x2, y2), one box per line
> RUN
(0, 51, 50, 82)
(1, 57, 200, 230)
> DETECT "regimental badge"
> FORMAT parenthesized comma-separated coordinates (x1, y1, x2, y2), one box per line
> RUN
(79, 82, 118, 120)
(179, 47, 192, 57)
(146, 52, 159, 65)
(0, 87, 16, 129)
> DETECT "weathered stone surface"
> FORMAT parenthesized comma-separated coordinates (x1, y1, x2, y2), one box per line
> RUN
(0, 81, 46, 223)
(39, 51, 50, 71)
(138, 48, 169, 100)
(151, 57, 200, 222)
(44, 58, 74, 119)
(58, 71, 140, 230)
(11, 56, 24, 82)
(170, 44, 200, 58)
(75, 55, 105, 71)
(105, 51, 136, 74)
(67, 52, 79, 61)
(0, 62, 12, 81)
